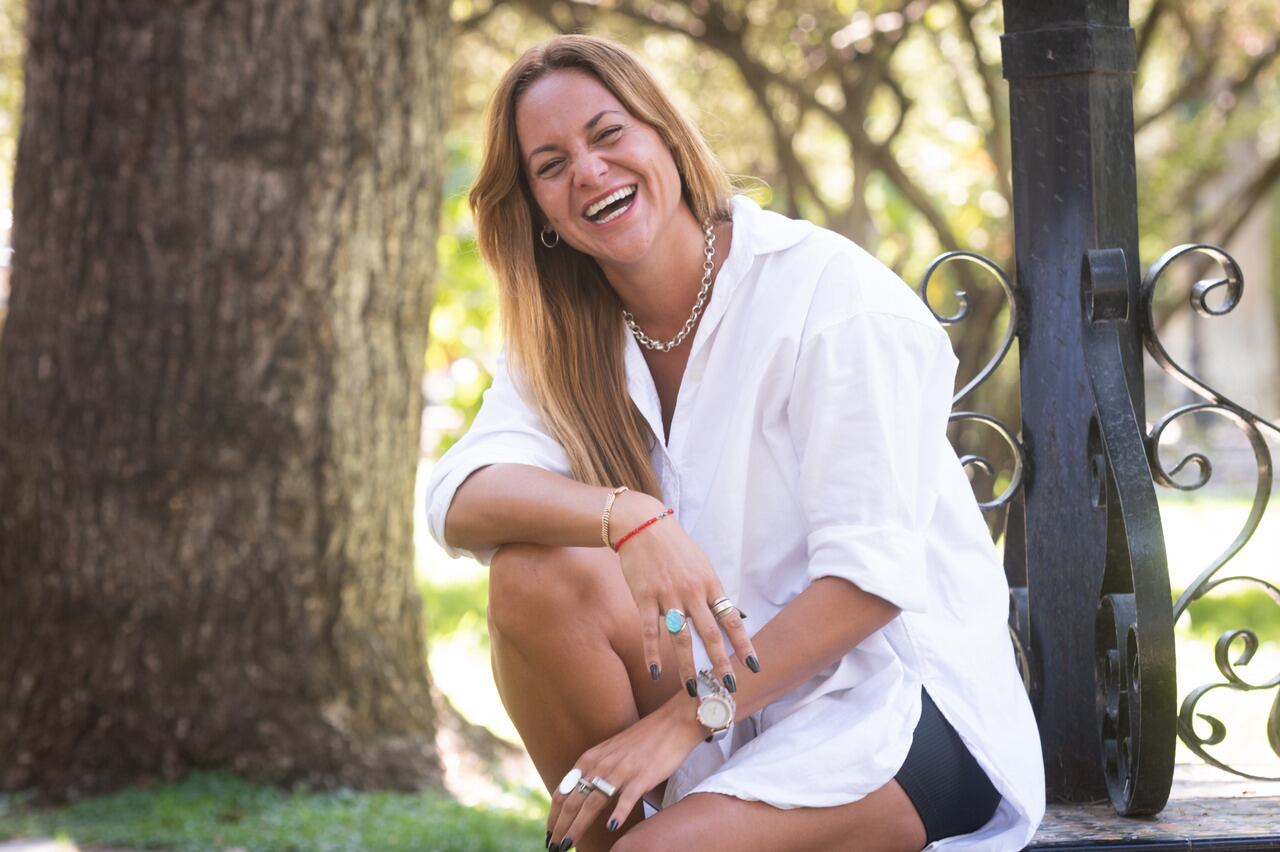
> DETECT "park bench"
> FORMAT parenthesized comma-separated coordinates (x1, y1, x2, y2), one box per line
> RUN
(924, 2, 1280, 848)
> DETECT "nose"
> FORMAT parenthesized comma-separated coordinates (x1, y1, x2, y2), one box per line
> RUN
(574, 149, 609, 188)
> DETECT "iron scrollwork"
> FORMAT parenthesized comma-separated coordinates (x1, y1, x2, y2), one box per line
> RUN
(919, 251, 1034, 700)
(918, 250, 1026, 511)
(1083, 248, 1177, 817)
(1140, 243, 1280, 780)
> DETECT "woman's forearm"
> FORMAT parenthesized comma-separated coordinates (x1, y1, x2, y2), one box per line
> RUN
(442, 463, 664, 555)
(723, 577, 901, 721)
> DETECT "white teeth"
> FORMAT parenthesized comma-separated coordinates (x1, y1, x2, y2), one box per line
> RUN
(586, 185, 636, 219)
(594, 200, 632, 225)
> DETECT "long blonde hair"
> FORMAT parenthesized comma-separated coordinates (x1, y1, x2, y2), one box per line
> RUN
(469, 35, 732, 496)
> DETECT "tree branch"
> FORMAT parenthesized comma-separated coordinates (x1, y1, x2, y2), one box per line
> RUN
(1135, 0, 1171, 68)
(1137, 39, 1279, 132)
(1135, 52, 1219, 132)
(455, 3, 500, 33)
(1204, 150, 1280, 250)
(1150, 150, 1280, 332)
(949, 0, 1012, 202)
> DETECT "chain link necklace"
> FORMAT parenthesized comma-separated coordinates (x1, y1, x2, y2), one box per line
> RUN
(622, 219, 716, 353)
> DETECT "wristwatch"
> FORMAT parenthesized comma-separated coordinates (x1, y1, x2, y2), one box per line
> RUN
(694, 669, 736, 742)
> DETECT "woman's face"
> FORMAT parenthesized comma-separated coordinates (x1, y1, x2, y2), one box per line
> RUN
(515, 69, 686, 270)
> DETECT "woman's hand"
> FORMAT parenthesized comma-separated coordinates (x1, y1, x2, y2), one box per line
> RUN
(547, 692, 707, 850)
(609, 491, 759, 700)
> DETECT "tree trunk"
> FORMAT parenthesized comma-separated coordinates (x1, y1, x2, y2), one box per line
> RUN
(0, 0, 450, 800)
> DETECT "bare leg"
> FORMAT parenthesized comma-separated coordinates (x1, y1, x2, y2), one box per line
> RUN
(488, 543, 680, 852)
(610, 781, 927, 852)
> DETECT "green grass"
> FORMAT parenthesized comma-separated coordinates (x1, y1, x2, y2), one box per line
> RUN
(1178, 586, 1280, 643)
(0, 771, 544, 852)
(421, 575, 489, 646)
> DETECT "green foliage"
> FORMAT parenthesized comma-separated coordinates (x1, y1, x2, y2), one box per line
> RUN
(421, 573, 490, 645)
(1178, 586, 1280, 644)
(426, 136, 502, 457)
(0, 771, 543, 852)
(0, 0, 22, 209)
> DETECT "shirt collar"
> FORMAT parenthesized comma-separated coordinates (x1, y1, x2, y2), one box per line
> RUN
(621, 195, 816, 445)
(687, 194, 812, 350)
(729, 193, 815, 256)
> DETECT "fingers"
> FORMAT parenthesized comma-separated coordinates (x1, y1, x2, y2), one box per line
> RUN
(639, 600, 664, 683)
(714, 605, 759, 677)
(547, 769, 588, 849)
(548, 762, 624, 850)
(555, 783, 614, 850)
(604, 775, 648, 845)
(687, 604, 736, 694)
(662, 605, 699, 700)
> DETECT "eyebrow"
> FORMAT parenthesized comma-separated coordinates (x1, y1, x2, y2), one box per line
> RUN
(526, 110, 624, 165)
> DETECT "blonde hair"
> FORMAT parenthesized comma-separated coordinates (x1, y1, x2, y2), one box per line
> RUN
(469, 35, 732, 496)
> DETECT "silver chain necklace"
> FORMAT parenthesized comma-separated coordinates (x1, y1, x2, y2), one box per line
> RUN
(623, 219, 716, 353)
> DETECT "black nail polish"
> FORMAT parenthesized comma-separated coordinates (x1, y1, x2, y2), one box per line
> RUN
(724, 673, 737, 693)
(545, 829, 552, 848)
(562, 837, 573, 850)
(746, 655, 760, 674)
(650, 663, 660, 681)
(740, 611, 748, 620)
(549, 844, 559, 852)
(686, 678, 698, 697)
(607, 818, 619, 832)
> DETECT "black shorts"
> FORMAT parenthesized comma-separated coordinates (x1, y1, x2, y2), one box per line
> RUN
(894, 689, 1002, 844)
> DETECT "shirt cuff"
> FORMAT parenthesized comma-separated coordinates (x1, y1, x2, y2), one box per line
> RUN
(805, 524, 928, 614)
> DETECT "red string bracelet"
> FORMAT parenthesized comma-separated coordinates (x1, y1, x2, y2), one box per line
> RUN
(613, 509, 675, 552)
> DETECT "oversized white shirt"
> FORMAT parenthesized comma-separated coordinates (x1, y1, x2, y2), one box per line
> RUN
(425, 195, 1045, 850)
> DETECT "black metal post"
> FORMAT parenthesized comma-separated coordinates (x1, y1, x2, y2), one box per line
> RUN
(1000, 0, 1151, 802)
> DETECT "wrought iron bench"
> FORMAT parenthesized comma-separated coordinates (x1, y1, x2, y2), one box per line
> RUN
(912, 2, 1280, 847)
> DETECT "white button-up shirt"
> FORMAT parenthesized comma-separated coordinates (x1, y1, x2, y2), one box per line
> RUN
(426, 195, 1045, 850)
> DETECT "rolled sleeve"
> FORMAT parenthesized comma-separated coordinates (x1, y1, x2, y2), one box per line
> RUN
(424, 352, 571, 565)
(788, 311, 957, 614)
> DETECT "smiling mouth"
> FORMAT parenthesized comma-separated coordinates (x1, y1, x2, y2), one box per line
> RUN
(585, 185, 636, 224)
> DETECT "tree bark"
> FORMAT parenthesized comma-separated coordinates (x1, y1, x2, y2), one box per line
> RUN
(0, 0, 450, 800)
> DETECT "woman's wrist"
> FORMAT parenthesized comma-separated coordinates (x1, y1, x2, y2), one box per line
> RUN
(661, 688, 713, 747)
(606, 490, 667, 548)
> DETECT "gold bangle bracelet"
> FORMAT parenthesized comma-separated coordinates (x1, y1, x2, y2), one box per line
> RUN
(601, 486, 629, 548)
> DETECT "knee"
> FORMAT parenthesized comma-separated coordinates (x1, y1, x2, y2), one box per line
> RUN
(608, 822, 663, 852)
(487, 543, 605, 639)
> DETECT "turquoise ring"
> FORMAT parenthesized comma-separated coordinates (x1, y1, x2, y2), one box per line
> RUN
(664, 608, 688, 634)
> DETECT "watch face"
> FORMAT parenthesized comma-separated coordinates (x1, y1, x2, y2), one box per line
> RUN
(698, 695, 733, 729)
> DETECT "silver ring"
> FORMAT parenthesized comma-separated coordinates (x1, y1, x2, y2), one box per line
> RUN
(575, 779, 596, 795)
(710, 597, 738, 619)
(590, 776, 618, 797)
(558, 767, 583, 796)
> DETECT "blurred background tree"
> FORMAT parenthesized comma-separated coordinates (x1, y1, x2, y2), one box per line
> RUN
(0, 1, 450, 801)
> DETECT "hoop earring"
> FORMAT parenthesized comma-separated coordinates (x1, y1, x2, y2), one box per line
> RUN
(540, 226, 560, 249)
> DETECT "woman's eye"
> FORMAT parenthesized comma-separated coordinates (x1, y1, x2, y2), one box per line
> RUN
(536, 159, 563, 177)
(596, 126, 622, 142)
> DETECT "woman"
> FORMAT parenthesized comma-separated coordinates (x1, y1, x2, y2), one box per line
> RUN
(426, 35, 1044, 852)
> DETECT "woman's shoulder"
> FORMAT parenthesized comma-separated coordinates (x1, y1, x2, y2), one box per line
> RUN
(732, 196, 943, 343)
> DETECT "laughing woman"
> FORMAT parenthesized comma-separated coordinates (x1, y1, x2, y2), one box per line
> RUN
(425, 35, 1044, 852)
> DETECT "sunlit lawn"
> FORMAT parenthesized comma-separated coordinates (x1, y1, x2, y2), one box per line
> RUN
(0, 771, 544, 852)
(1159, 491, 1280, 774)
